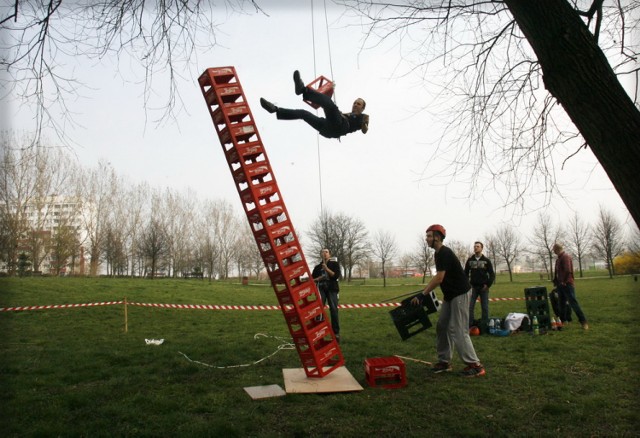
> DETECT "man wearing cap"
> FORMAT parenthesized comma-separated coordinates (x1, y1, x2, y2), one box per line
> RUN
(412, 224, 486, 377)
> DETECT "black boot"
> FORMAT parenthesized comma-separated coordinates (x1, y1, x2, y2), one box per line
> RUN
(260, 98, 277, 114)
(293, 70, 306, 95)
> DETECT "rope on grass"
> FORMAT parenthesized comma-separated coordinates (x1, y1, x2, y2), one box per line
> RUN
(178, 333, 295, 369)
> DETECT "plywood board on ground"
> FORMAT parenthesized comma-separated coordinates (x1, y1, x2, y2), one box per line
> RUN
(244, 384, 287, 400)
(282, 367, 364, 394)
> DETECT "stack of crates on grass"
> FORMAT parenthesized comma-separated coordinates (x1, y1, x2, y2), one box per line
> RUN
(524, 286, 552, 330)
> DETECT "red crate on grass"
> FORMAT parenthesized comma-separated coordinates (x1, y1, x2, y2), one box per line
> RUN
(364, 356, 406, 389)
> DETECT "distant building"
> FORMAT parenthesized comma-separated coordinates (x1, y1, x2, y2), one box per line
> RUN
(1, 196, 91, 275)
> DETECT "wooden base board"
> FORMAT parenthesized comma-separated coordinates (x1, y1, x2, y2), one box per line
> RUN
(243, 384, 287, 400)
(282, 367, 364, 394)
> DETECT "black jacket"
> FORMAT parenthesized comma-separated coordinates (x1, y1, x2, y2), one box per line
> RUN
(464, 254, 495, 288)
(311, 258, 341, 293)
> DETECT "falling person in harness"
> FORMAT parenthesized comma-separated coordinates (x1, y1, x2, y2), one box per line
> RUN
(260, 70, 369, 139)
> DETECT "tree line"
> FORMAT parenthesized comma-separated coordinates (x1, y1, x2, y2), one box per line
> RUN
(2, 134, 638, 280)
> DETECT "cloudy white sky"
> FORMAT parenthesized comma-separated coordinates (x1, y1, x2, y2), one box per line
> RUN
(3, 1, 635, 255)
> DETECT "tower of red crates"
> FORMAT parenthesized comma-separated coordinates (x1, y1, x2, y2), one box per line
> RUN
(198, 67, 343, 378)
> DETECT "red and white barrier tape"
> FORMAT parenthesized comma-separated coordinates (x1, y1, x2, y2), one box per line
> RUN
(0, 301, 124, 312)
(0, 296, 524, 312)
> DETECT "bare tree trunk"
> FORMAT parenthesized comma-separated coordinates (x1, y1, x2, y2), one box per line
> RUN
(505, 0, 640, 227)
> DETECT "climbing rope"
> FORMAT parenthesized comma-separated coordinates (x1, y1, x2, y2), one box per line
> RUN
(310, 0, 336, 215)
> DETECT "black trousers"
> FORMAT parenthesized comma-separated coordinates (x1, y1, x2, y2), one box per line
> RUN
(276, 87, 347, 138)
(320, 288, 340, 336)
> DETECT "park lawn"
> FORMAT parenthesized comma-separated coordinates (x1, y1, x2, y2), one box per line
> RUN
(0, 274, 638, 437)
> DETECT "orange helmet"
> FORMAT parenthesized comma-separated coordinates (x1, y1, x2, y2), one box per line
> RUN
(426, 224, 446, 239)
(469, 326, 480, 336)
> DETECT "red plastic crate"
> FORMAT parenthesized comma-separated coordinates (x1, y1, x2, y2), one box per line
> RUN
(304, 75, 335, 109)
(364, 356, 406, 389)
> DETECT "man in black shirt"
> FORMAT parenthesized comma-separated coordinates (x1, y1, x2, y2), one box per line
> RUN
(412, 224, 486, 377)
(260, 70, 369, 139)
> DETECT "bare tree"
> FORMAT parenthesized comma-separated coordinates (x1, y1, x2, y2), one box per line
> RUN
(371, 229, 397, 287)
(411, 233, 433, 283)
(79, 161, 117, 276)
(162, 188, 197, 277)
(483, 233, 500, 282)
(0, 135, 35, 274)
(49, 222, 79, 275)
(447, 240, 470, 269)
(0, 135, 79, 273)
(337, 214, 370, 281)
(529, 213, 564, 280)
(592, 206, 625, 278)
(197, 199, 221, 281)
(123, 182, 151, 277)
(567, 211, 591, 278)
(102, 223, 127, 276)
(139, 218, 170, 278)
(493, 224, 522, 282)
(233, 227, 257, 279)
(101, 173, 129, 276)
(341, 1, 640, 228)
(306, 210, 369, 281)
(213, 199, 241, 279)
(1, 1, 265, 142)
(398, 252, 413, 277)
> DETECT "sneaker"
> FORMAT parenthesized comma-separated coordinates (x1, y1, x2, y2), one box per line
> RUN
(431, 362, 452, 373)
(461, 364, 486, 378)
(293, 70, 306, 95)
(260, 98, 277, 114)
(581, 322, 589, 330)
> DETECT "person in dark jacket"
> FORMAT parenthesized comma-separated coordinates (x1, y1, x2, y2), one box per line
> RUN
(260, 70, 369, 139)
(464, 242, 495, 327)
(311, 249, 342, 342)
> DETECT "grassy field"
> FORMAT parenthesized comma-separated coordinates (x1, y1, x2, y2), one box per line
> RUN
(1, 274, 639, 437)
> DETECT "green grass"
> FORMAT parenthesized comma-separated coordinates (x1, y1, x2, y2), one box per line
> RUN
(1, 274, 639, 437)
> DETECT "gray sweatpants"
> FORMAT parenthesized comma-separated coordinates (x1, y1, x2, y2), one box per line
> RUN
(436, 290, 481, 365)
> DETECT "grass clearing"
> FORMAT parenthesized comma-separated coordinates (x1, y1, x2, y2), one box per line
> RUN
(1, 274, 639, 436)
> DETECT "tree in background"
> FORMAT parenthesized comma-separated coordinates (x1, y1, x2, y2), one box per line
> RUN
(0, 134, 79, 274)
(16, 252, 31, 277)
(1, 1, 265, 143)
(370, 230, 397, 287)
(493, 224, 522, 282)
(529, 213, 564, 280)
(79, 161, 117, 276)
(592, 206, 625, 278)
(411, 233, 433, 283)
(306, 210, 369, 281)
(567, 211, 592, 278)
(341, 0, 640, 228)
(139, 218, 170, 279)
(483, 234, 500, 283)
(447, 240, 470, 269)
(397, 252, 414, 278)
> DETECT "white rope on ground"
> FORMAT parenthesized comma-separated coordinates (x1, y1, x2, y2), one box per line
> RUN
(178, 333, 296, 369)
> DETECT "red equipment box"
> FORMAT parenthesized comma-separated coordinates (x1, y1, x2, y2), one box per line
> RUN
(364, 356, 407, 389)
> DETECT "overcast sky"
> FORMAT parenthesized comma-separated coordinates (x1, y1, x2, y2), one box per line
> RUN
(4, 2, 635, 256)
